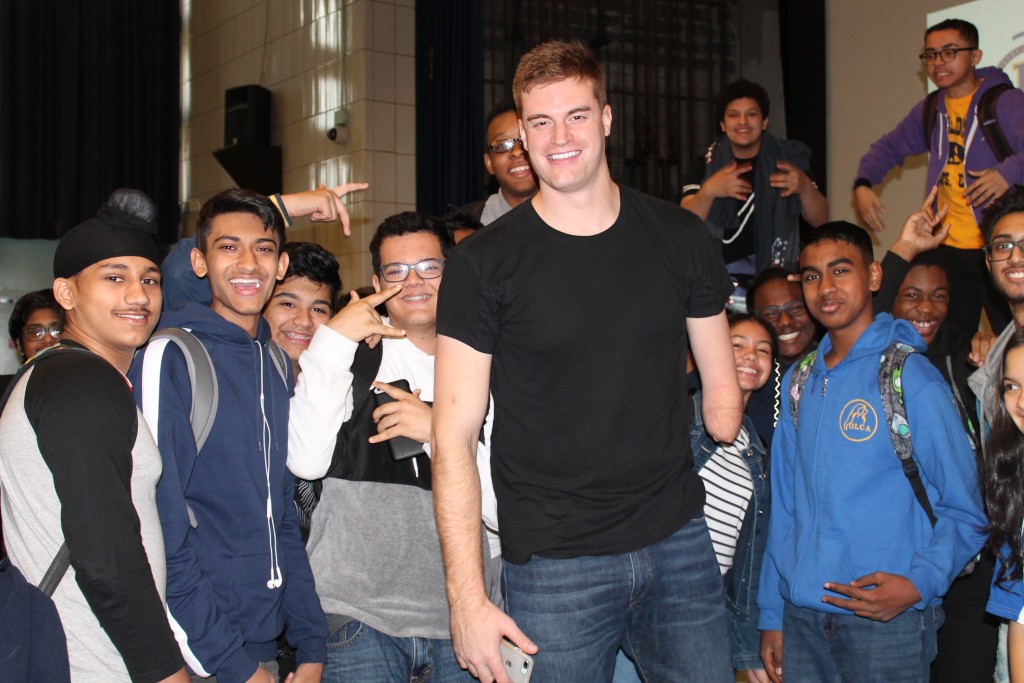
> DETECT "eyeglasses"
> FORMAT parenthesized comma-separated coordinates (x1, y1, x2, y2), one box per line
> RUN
(379, 258, 446, 282)
(984, 238, 1024, 262)
(755, 301, 808, 323)
(487, 138, 524, 154)
(918, 46, 976, 64)
(23, 324, 62, 341)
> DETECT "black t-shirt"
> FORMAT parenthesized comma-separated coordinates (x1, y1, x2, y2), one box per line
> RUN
(437, 185, 733, 563)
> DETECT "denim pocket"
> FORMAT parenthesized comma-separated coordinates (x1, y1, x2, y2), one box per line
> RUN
(326, 619, 365, 650)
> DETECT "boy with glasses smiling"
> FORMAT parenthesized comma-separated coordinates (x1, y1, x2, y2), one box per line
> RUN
(479, 100, 538, 226)
(745, 268, 820, 449)
(285, 212, 503, 682)
(854, 18, 1024, 342)
(7, 289, 63, 366)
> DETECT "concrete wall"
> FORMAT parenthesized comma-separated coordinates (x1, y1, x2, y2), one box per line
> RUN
(827, 0, 957, 255)
(180, 0, 414, 290)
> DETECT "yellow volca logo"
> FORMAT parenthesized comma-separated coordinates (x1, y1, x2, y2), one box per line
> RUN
(839, 399, 877, 442)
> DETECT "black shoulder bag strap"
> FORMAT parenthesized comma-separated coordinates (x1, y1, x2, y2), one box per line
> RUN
(294, 341, 385, 530)
(978, 83, 1013, 164)
(1, 344, 95, 596)
(923, 90, 941, 151)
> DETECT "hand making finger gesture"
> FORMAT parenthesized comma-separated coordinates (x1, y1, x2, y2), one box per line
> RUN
(769, 161, 809, 198)
(704, 161, 754, 201)
(325, 286, 405, 348)
(821, 572, 921, 622)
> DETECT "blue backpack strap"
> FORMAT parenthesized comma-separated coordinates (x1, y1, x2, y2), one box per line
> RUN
(878, 341, 936, 526)
(787, 349, 818, 431)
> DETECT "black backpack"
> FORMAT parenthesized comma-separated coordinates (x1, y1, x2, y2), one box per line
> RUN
(923, 83, 1014, 163)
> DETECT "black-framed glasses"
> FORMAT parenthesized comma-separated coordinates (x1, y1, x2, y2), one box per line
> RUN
(918, 46, 976, 64)
(379, 258, 446, 282)
(984, 239, 1024, 262)
(487, 138, 524, 154)
(23, 324, 62, 341)
(755, 301, 808, 323)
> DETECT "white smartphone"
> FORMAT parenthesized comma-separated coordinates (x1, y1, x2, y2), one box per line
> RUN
(500, 638, 534, 683)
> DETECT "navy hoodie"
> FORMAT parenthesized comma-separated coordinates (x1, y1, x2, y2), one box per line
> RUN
(129, 301, 326, 683)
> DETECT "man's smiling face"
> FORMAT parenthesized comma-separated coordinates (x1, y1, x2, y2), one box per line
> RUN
(191, 212, 288, 336)
(371, 231, 445, 336)
(263, 275, 333, 363)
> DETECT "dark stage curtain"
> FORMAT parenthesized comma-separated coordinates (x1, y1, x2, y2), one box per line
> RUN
(415, 0, 485, 216)
(0, 0, 179, 243)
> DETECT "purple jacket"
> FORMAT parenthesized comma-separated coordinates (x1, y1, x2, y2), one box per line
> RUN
(856, 67, 1024, 227)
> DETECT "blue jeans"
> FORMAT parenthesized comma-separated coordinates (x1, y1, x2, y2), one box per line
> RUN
(190, 660, 278, 682)
(502, 516, 732, 683)
(782, 602, 943, 682)
(323, 618, 475, 683)
(613, 650, 643, 682)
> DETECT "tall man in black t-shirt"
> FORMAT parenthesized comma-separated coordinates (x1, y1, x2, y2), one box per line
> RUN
(433, 41, 743, 682)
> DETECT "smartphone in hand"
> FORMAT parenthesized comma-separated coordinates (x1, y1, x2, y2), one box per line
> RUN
(500, 639, 533, 683)
(371, 379, 426, 461)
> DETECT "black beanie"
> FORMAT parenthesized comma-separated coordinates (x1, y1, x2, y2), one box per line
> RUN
(53, 189, 161, 278)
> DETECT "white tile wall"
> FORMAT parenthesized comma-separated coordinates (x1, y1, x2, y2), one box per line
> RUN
(180, 0, 414, 290)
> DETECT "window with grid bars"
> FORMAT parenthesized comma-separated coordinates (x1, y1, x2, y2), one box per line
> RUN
(482, 0, 741, 201)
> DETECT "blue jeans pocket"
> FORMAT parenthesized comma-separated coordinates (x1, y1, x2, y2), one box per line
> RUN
(326, 619, 364, 650)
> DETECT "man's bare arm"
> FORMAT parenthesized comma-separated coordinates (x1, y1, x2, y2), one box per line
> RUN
(433, 335, 535, 682)
(279, 182, 369, 236)
(687, 311, 742, 443)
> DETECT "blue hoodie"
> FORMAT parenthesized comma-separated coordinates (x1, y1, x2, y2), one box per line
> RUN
(129, 301, 326, 683)
(757, 314, 986, 631)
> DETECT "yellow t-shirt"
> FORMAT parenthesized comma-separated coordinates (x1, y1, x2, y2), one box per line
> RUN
(940, 90, 983, 249)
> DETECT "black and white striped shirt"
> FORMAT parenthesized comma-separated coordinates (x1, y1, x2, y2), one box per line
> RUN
(698, 427, 754, 574)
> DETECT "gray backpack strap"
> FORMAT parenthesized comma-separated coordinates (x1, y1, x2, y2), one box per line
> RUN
(0, 344, 88, 596)
(267, 341, 291, 386)
(147, 328, 219, 452)
(878, 341, 936, 526)
(787, 349, 818, 431)
(37, 543, 71, 597)
(142, 328, 218, 530)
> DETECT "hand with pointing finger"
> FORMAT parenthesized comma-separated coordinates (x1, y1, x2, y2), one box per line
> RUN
(280, 182, 369, 236)
(369, 381, 431, 444)
(889, 185, 951, 262)
(325, 286, 405, 348)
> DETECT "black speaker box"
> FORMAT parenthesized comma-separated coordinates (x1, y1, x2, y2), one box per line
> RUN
(224, 85, 271, 147)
